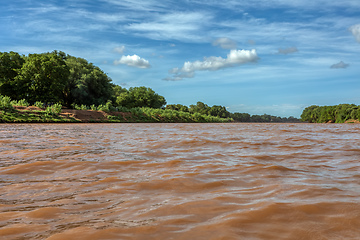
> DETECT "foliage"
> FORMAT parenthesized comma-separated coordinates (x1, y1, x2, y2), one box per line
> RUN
(189, 101, 210, 115)
(139, 107, 232, 123)
(90, 104, 97, 111)
(45, 103, 62, 115)
(231, 112, 251, 122)
(97, 100, 117, 112)
(166, 104, 189, 112)
(208, 105, 231, 118)
(116, 86, 166, 109)
(110, 84, 128, 102)
(0, 51, 25, 99)
(72, 104, 89, 110)
(10, 99, 29, 107)
(65, 55, 113, 107)
(188, 101, 231, 118)
(301, 104, 360, 123)
(34, 101, 44, 108)
(0, 95, 14, 110)
(15, 52, 70, 103)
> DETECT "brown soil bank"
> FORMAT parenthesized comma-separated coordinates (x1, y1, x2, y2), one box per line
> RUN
(13, 106, 133, 123)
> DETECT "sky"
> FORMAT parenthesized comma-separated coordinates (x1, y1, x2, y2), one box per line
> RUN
(1, 0, 360, 117)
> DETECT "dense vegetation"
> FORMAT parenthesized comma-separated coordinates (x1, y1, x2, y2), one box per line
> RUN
(167, 102, 300, 123)
(301, 104, 360, 123)
(1, 50, 300, 123)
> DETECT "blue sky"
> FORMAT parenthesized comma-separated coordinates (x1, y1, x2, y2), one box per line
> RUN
(1, 0, 360, 117)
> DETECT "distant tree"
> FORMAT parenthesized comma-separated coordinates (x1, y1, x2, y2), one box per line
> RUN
(231, 112, 251, 122)
(301, 105, 320, 123)
(300, 104, 360, 123)
(189, 101, 210, 115)
(116, 86, 166, 109)
(166, 104, 189, 112)
(208, 105, 230, 118)
(318, 106, 335, 123)
(110, 84, 128, 102)
(334, 104, 356, 123)
(0, 51, 25, 99)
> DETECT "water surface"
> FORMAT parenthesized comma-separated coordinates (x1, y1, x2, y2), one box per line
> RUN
(1, 123, 360, 239)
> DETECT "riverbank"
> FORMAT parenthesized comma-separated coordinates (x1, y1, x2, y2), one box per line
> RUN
(0, 106, 232, 123)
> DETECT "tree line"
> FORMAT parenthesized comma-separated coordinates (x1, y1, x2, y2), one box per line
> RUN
(301, 104, 360, 123)
(1, 50, 299, 122)
(166, 102, 300, 123)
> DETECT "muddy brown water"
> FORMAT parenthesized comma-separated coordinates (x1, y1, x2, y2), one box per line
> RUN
(1, 123, 360, 240)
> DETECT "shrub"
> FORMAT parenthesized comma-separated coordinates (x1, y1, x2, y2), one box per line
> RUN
(0, 95, 14, 110)
(90, 104, 97, 111)
(117, 106, 130, 112)
(72, 104, 89, 110)
(11, 99, 29, 107)
(34, 101, 44, 108)
(45, 103, 62, 115)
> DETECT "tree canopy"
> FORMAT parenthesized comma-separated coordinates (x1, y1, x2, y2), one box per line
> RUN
(116, 86, 166, 109)
(16, 52, 70, 103)
(65, 55, 113, 106)
(301, 104, 360, 123)
(0, 51, 26, 99)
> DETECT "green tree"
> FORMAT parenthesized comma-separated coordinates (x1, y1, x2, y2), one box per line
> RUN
(116, 86, 166, 109)
(335, 104, 355, 123)
(301, 105, 320, 123)
(65, 56, 113, 107)
(15, 52, 70, 103)
(231, 112, 251, 122)
(165, 104, 189, 112)
(0, 51, 25, 99)
(318, 106, 335, 123)
(189, 101, 210, 115)
(208, 105, 230, 118)
(111, 84, 128, 102)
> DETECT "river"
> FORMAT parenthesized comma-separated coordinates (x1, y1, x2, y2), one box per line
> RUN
(1, 123, 360, 239)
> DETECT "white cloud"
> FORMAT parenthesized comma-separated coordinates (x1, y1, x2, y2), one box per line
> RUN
(330, 61, 349, 69)
(165, 49, 258, 80)
(212, 37, 237, 49)
(278, 47, 298, 54)
(114, 55, 151, 68)
(113, 46, 126, 54)
(349, 24, 360, 43)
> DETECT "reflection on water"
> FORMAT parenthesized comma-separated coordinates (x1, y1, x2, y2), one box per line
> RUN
(1, 123, 360, 239)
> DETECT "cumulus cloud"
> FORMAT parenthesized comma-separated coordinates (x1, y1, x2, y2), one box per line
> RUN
(330, 61, 349, 69)
(278, 47, 298, 54)
(349, 24, 360, 43)
(164, 49, 258, 81)
(114, 54, 151, 68)
(113, 46, 126, 54)
(212, 37, 237, 49)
